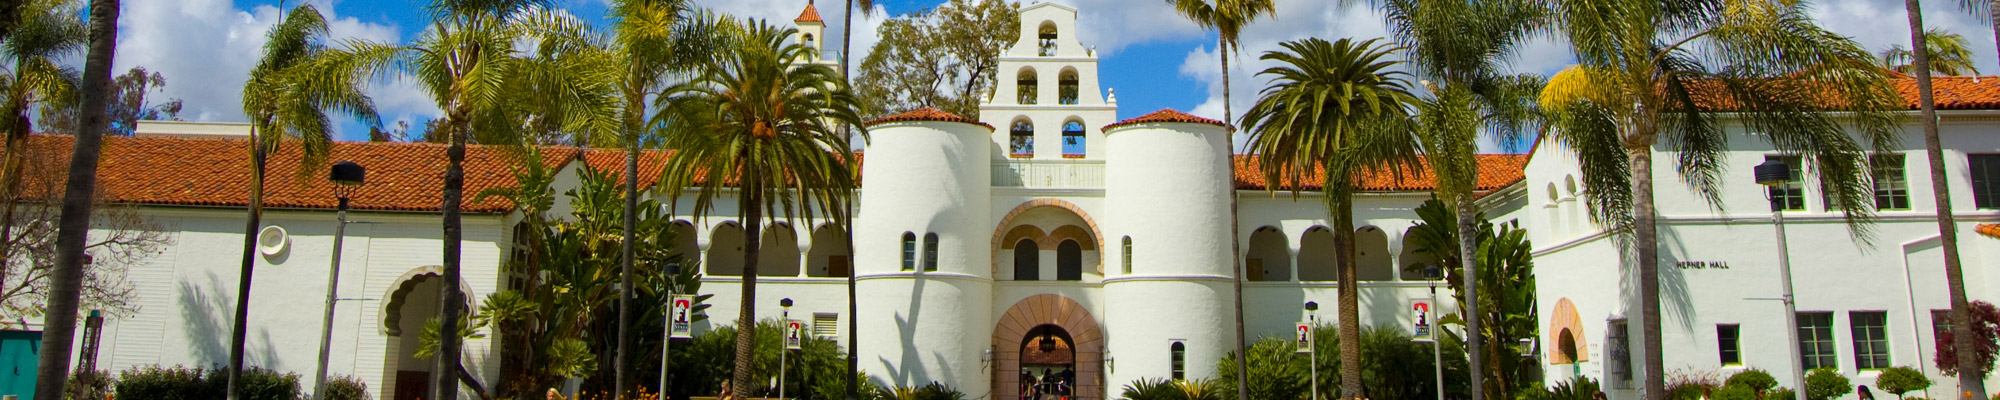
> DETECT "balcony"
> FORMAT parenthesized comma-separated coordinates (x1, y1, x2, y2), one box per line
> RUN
(993, 159, 1103, 188)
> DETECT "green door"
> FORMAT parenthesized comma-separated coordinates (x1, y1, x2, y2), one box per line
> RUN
(0, 330, 41, 397)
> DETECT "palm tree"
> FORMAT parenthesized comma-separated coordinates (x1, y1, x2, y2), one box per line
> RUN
(226, 5, 381, 398)
(1238, 37, 1419, 400)
(837, 2, 875, 397)
(1879, 28, 1981, 76)
(652, 19, 864, 398)
(1898, 1, 1986, 398)
(1366, 0, 1543, 397)
(329, 0, 576, 397)
(1165, 2, 1274, 398)
(28, 0, 116, 399)
(0, 0, 83, 308)
(1538, 0, 1905, 398)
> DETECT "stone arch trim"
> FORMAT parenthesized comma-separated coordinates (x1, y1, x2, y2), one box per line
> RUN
(1001, 225, 1048, 250)
(378, 266, 473, 336)
(1046, 225, 1096, 250)
(994, 294, 1103, 400)
(991, 199, 1104, 274)
(1548, 298, 1589, 364)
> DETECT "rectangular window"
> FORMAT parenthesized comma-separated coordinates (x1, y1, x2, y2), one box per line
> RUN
(923, 234, 939, 272)
(813, 312, 839, 338)
(1798, 312, 1837, 370)
(901, 235, 917, 271)
(1934, 309, 1955, 339)
(1851, 311, 1891, 369)
(1973, 155, 2000, 209)
(1718, 324, 1741, 366)
(1873, 154, 1911, 210)
(1608, 319, 1632, 388)
(1767, 155, 1805, 211)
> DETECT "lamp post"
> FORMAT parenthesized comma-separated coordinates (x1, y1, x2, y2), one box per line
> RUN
(1425, 265, 1444, 400)
(1305, 301, 1319, 400)
(1754, 160, 1808, 400)
(661, 262, 681, 397)
(780, 297, 794, 400)
(313, 161, 364, 400)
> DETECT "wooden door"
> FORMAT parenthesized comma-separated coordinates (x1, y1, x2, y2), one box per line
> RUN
(394, 371, 430, 400)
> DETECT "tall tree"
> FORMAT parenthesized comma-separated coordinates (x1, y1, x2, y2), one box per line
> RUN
(1402, 199, 1540, 399)
(38, 66, 185, 136)
(653, 19, 864, 399)
(1366, 0, 1543, 396)
(1166, 1, 1275, 398)
(1879, 28, 1981, 76)
(1537, 0, 1904, 398)
(853, 0, 1018, 119)
(28, 0, 115, 398)
(0, 141, 170, 321)
(1901, 1, 1987, 398)
(226, 4, 380, 398)
(836, 1, 875, 398)
(0, 0, 83, 329)
(1238, 37, 1419, 400)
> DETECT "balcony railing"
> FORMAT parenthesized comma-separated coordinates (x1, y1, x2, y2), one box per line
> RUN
(993, 159, 1103, 188)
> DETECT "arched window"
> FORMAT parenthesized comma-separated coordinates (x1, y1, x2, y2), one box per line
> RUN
(1038, 22, 1058, 56)
(1061, 120, 1085, 158)
(1121, 236, 1133, 274)
(1010, 119, 1034, 157)
(1014, 239, 1040, 280)
(1058, 69, 1079, 105)
(901, 232, 917, 271)
(1565, 175, 1583, 235)
(923, 232, 939, 271)
(1170, 341, 1187, 380)
(802, 33, 816, 50)
(1545, 183, 1563, 239)
(1017, 68, 1039, 104)
(1056, 239, 1082, 280)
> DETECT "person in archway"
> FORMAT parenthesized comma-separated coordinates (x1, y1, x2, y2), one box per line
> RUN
(1059, 367, 1074, 396)
(1020, 369, 1035, 400)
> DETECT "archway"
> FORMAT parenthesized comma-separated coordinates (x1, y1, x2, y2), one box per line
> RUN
(994, 294, 1103, 400)
(1398, 226, 1440, 281)
(669, 220, 698, 266)
(760, 222, 801, 277)
(1246, 226, 1290, 281)
(1298, 227, 1336, 281)
(991, 199, 1104, 277)
(1548, 298, 1589, 364)
(707, 222, 745, 276)
(806, 224, 851, 277)
(377, 267, 471, 400)
(1355, 226, 1392, 281)
(1019, 325, 1076, 400)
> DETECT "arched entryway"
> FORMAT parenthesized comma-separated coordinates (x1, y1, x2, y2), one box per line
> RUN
(995, 294, 1103, 400)
(378, 267, 471, 400)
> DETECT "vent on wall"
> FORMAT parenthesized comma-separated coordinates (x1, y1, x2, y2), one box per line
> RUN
(813, 312, 839, 338)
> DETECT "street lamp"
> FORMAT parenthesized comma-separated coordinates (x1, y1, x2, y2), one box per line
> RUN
(780, 297, 794, 400)
(1754, 159, 1808, 400)
(660, 263, 682, 396)
(313, 161, 364, 400)
(1305, 301, 1319, 400)
(1424, 264, 1444, 400)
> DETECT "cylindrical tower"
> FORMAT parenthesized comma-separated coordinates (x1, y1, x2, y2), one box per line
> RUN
(854, 108, 995, 390)
(1100, 109, 1235, 389)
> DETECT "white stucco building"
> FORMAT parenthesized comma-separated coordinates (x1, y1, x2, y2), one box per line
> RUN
(23, 3, 2000, 400)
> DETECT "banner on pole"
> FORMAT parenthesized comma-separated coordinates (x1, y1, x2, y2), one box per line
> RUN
(786, 319, 805, 350)
(1295, 321, 1313, 353)
(669, 295, 695, 339)
(1412, 300, 1434, 343)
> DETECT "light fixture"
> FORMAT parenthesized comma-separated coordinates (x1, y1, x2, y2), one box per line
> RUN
(1304, 301, 1318, 312)
(1423, 264, 1441, 280)
(1039, 330, 1056, 352)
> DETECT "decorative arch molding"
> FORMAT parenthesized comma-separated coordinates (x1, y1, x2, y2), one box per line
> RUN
(1000, 225, 1049, 250)
(1047, 225, 1096, 250)
(1548, 298, 1589, 364)
(993, 294, 1103, 400)
(378, 266, 473, 336)
(990, 199, 1104, 274)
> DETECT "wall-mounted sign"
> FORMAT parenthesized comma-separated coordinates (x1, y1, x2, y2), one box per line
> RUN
(1674, 261, 1730, 270)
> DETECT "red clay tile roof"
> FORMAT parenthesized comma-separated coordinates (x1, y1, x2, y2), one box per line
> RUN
(578, 148, 672, 189)
(9, 134, 574, 213)
(1103, 109, 1229, 131)
(1892, 75, 2000, 110)
(865, 107, 993, 129)
(795, 4, 823, 23)
(1978, 223, 2000, 239)
(1233, 154, 1529, 192)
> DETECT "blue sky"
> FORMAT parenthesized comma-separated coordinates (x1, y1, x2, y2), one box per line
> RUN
(117, 0, 2000, 152)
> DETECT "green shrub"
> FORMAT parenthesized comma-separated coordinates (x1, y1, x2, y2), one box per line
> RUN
(1724, 368, 1778, 394)
(321, 374, 373, 400)
(110, 365, 300, 400)
(877, 381, 963, 400)
(1521, 377, 1599, 400)
(1118, 378, 1225, 400)
(1665, 369, 1722, 400)
(1875, 366, 1932, 397)
(1215, 337, 1309, 400)
(1803, 369, 1851, 400)
(231, 368, 302, 400)
(66, 370, 111, 400)
(1711, 385, 1757, 400)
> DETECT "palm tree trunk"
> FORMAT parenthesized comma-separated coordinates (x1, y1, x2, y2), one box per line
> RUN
(435, 113, 469, 400)
(29, 1, 115, 399)
(1904, 1, 1986, 398)
(1456, 192, 1484, 400)
(1333, 192, 1363, 399)
(840, 3, 862, 397)
(1222, 37, 1252, 400)
(225, 127, 268, 400)
(733, 172, 765, 398)
(618, 137, 639, 398)
(1627, 144, 1665, 400)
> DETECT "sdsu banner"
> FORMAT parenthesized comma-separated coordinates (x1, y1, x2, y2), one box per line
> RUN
(785, 319, 805, 350)
(1295, 321, 1313, 353)
(669, 295, 695, 339)
(1412, 301, 1434, 343)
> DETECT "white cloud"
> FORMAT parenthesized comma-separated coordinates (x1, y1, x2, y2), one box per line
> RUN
(111, 0, 431, 137)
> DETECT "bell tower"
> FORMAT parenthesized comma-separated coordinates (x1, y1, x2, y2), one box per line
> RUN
(979, 2, 1117, 161)
(793, 1, 829, 63)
